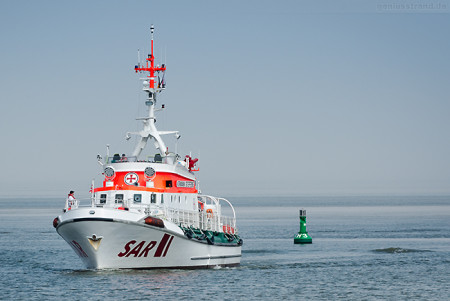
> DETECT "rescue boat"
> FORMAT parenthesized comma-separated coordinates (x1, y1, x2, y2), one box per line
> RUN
(53, 26, 242, 269)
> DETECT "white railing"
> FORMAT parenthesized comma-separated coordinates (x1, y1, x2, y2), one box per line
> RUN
(162, 206, 238, 234)
(64, 198, 86, 211)
(64, 195, 238, 234)
(165, 206, 200, 228)
(136, 194, 238, 233)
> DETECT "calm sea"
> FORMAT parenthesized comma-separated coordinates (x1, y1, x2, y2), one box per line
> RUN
(1, 196, 449, 300)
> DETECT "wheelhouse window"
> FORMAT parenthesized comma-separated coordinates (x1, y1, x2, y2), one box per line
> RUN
(115, 194, 124, 204)
(100, 194, 107, 204)
(161, 194, 164, 204)
(151, 193, 156, 204)
(134, 194, 142, 203)
(165, 180, 172, 188)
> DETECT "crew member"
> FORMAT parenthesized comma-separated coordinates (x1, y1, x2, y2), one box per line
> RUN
(66, 190, 76, 211)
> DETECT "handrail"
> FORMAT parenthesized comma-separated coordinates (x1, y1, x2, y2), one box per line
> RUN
(64, 194, 238, 233)
(197, 194, 220, 207)
(64, 197, 91, 210)
(217, 197, 236, 220)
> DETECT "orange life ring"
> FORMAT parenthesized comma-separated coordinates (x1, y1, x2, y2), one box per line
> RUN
(206, 209, 213, 218)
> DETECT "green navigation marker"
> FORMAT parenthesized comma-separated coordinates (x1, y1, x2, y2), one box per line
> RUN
(294, 209, 312, 244)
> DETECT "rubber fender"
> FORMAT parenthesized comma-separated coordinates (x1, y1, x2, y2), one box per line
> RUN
(52, 217, 59, 228)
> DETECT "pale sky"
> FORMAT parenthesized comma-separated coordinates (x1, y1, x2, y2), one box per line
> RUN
(1, 0, 449, 198)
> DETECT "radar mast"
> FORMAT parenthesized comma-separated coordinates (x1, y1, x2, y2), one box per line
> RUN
(128, 25, 178, 160)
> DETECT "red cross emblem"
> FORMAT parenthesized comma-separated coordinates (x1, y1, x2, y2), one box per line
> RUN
(124, 172, 139, 185)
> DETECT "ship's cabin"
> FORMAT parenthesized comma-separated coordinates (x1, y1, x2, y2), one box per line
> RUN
(94, 190, 199, 212)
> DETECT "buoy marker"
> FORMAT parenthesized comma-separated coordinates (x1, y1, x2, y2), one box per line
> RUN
(294, 209, 312, 244)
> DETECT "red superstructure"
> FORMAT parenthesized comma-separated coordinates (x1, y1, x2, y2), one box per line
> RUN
(94, 168, 198, 194)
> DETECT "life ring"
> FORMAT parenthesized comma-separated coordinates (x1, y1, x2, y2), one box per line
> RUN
(206, 209, 213, 218)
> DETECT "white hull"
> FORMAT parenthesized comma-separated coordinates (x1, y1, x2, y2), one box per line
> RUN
(56, 208, 241, 269)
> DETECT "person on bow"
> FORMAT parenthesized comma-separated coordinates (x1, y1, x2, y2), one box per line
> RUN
(66, 190, 76, 211)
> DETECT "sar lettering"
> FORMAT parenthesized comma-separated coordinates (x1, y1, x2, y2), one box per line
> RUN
(118, 240, 136, 257)
(118, 240, 157, 257)
(117, 235, 173, 258)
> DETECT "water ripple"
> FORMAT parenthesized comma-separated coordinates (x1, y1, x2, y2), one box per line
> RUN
(372, 247, 433, 254)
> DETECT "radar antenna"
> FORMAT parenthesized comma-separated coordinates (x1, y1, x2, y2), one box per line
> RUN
(129, 26, 178, 160)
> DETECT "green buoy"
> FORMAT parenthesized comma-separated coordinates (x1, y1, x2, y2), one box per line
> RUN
(294, 209, 312, 244)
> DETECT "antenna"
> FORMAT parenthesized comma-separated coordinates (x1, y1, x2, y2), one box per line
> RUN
(151, 24, 154, 57)
(132, 25, 169, 158)
(137, 49, 141, 67)
(135, 25, 166, 91)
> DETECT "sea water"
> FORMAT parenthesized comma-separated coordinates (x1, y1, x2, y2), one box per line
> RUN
(0, 196, 449, 300)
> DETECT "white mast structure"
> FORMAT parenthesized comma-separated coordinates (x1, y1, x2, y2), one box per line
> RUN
(127, 25, 179, 162)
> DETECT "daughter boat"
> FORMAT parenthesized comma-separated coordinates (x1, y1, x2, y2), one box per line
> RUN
(53, 26, 242, 269)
